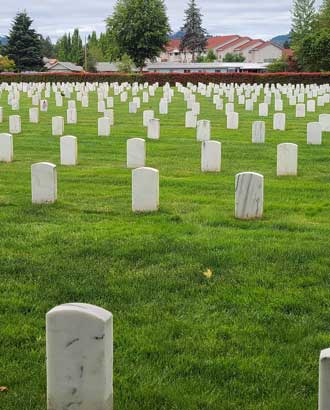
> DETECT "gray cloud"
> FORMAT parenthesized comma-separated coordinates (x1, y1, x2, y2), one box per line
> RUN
(0, 0, 324, 41)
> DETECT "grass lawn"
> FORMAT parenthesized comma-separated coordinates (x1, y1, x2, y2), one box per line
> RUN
(0, 84, 330, 410)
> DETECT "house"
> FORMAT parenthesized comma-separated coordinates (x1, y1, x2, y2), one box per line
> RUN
(160, 35, 283, 64)
(146, 62, 268, 73)
(45, 60, 84, 72)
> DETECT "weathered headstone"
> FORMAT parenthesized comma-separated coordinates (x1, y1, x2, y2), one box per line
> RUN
(132, 167, 159, 212)
(319, 114, 330, 132)
(252, 121, 265, 143)
(9, 115, 21, 134)
(196, 120, 211, 141)
(201, 141, 221, 172)
(147, 118, 160, 140)
(31, 162, 57, 204)
(227, 112, 239, 129)
(46, 303, 113, 410)
(143, 110, 154, 127)
(235, 172, 264, 219)
(67, 109, 77, 124)
(185, 111, 197, 128)
(273, 113, 286, 131)
(277, 143, 298, 176)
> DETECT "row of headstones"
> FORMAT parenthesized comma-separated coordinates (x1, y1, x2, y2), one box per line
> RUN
(43, 302, 330, 409)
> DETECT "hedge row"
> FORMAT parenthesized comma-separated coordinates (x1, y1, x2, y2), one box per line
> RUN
(0, 71, 330, 85)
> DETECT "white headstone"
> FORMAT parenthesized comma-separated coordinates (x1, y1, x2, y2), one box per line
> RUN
(252, 121, 265, 143)
(0, 107, 3, 123)
(235, 172, 264, 220)
(147, 118, 160, 140)
(227, 112, 239, 129)
(159, 99, 168, 115)
(67, 109, 77, 124)
(127, 138, 146, 169)
(307, 100, 315, 112)
(31, 162, 57, 204)
(307, 122, 322, 145)
(273, 113, 286, 131)
(259, 103, 268, 117)
(143, 110, 154, 127)
(0, 133, 13, 162)
(129, 102, 137, 113)
(60, 136, 78, 165)
(319, 114, 330, 132)
(132, 167, 159, 212)
(52, 116, 64, 136)
(98, 117, 111, 137)
(40, 100, 48, 112)
(104, 109, 114, 125)
(196, 120, 211, 141)
(319, 348, 330, 410)
(46, 303, 113, 410)
(296, 103, 306, 118)
(9, 115, 21, 134)
(201, 141, 221, 172)
(277, 143, 298, 176)
(185, 111, 197, 128)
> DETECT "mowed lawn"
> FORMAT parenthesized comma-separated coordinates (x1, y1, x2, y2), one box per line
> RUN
(1, 84, 330, 410)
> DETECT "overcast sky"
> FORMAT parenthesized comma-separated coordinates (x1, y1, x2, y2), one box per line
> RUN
(0, 0, 323, 42)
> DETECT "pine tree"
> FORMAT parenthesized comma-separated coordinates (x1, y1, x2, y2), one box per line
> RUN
(40, 35, 55, 58)
(6, 11, 43, 72)
(107, 0, 170, 70)
(180, 0, 208, 62)
(291, 0, 315, 45)
(71, 28, 84, 65)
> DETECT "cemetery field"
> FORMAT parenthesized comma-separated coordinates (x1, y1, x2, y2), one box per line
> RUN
(1, 87, 330, 410)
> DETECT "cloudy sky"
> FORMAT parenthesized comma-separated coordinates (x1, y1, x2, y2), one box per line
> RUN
(0, 0, 323, 41)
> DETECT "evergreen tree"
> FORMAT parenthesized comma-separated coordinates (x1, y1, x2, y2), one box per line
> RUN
(107, 0, 170, 70)
(71, 28, 84, 65)
(318, 0, 330, 28)
(40, 35, 55, 58)
(180, 0, 207, 62)
(291, 0, 315, 49)
(6, 11, 43, 72)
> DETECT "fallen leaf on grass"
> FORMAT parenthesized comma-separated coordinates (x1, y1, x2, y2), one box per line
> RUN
(0, 386, 8, 392)
(203, 268, 213, 279)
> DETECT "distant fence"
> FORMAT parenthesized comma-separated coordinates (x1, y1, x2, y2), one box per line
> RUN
(1, 71, 330, 85)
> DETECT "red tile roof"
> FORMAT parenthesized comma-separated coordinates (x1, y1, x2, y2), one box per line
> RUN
(207, 35, 239, 49)
(165, 39, 181, 52)
(252, 41, 283, 51)
(282, 48, 294, 57)
(235, 39, 264, 51)
(216, 37, 251, 51)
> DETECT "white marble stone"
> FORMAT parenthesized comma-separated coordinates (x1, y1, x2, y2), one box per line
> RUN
(227, 112, 239, 129)
(104, 109, 114, 126)
(0, 107, 2, 123)
(142, 92, 149, 103)
(60, 136, 78, 165)
(67, 109, 77, 124)
(159, 99, 168, 115)
(55, 93, 63, 107)
(129, 102, 137, 113)
(40, 100, 48, 112)
(252, 121, 265, 143)
(245, 99, 253, 111)
(319, 114, 330, 132)
(147, 118, 160, 140)
(196, 120, 211, 141)
(127, 138, 146, 168)
(0, 133, 13, 162)
(46, 303, 113, 410)
(68, 100, 76, 110)
(296, 103, 306, 118)
(319, 348, 330, 410)
(98, 101, 105, 113)
(143, 110, 154, 127)
(277, 143, 298, 176)
(225, 103, 234, 115)
(201, 141, 221, 172)
(275, 99, 283, 111)
(185, 111, 197, 128)
(9, 115, 21, 134)
(307, 100, 316, 112)
(106, 96, 114, 108)
(31, 162, 57, 204)
(273, 113, 286, 131)
(258, 103, 268, 117)
(52, 116, 64, 136)
(28, 107, 39, 123)
(132, 167, 159, 212)
(98, 117, 111, 137)
(81, 95, 89, 108)
(235, 172, 264, 220)
(307, 122, 322, 145)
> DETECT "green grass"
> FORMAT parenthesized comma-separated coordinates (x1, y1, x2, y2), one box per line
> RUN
(1, 85, 330, 410)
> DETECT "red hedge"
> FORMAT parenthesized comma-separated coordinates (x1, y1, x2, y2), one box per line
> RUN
(0, 71, 330, 85)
